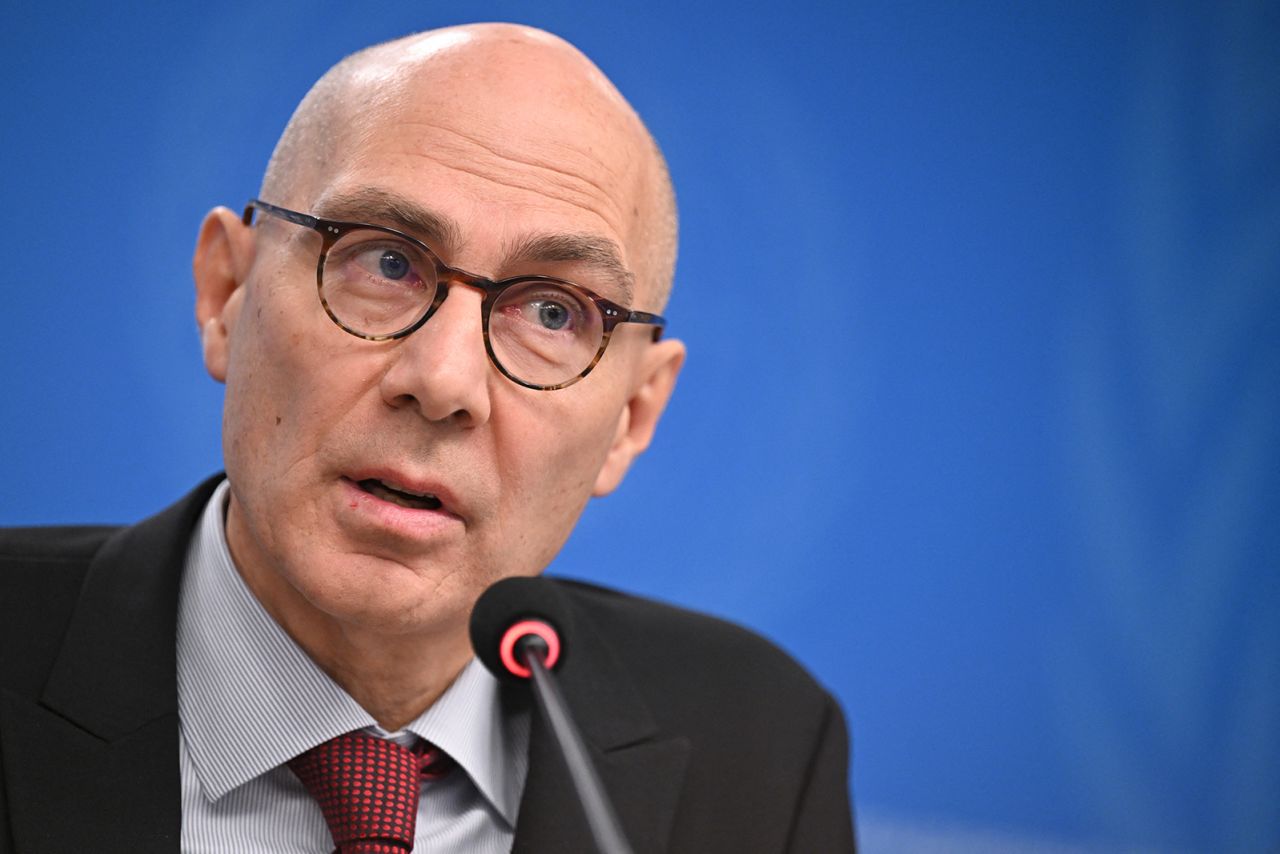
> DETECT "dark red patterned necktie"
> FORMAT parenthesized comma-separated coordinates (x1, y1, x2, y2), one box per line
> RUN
(288, 731, 455, 853)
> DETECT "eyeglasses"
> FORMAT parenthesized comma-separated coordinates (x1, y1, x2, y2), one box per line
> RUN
(242, 199, 666, 391)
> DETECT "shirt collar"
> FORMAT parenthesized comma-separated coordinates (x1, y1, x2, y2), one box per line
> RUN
(396, 659, 529, 824)
(176, 479, 527, 825)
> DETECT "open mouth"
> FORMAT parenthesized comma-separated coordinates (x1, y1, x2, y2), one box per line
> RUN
(355, 478, 444, 511)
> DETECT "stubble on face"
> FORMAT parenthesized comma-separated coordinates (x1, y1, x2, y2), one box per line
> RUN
(218, 25, 675, 670)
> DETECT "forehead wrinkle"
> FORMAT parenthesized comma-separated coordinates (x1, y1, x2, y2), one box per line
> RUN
(439, 122, 626, 208)
(503, 232, 635, 306)
(402, 119, 633, 246)
(310, 186, 466, 253)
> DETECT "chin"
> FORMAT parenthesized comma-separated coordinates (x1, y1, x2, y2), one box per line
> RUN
(295, 552, 478, 635)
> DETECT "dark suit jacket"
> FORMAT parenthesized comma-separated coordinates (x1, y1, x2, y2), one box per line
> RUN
(0, 477, 855, 853)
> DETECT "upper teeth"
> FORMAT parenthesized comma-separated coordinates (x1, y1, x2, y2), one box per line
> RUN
(380, 480, 435, 499)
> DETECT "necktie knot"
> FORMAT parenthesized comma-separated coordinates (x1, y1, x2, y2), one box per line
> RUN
(288, 731, 454, 853)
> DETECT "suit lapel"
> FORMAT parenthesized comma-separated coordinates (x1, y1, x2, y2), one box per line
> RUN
(0, 692, 180, 853)
(0, 477, 219, 854)
(512, 585, 690, 854)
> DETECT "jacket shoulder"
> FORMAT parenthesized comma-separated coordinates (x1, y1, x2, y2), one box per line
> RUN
(555, 577, 838, 720)
(0, 525, 119, 563)
(0, 525, 118, 595)
(0, 525, 121, 697)
(552, 578, 855, 852)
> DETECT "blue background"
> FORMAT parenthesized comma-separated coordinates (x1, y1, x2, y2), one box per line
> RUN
(2, 2, 1277, 851)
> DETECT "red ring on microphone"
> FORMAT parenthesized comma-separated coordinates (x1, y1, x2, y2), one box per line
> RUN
(498, 619, 561, 678)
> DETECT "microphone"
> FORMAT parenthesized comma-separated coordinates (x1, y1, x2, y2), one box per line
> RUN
(470, 577, 635, 854)
(471, 575, 570, 683)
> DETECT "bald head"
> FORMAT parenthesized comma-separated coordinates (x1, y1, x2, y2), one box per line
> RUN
(261, 24, 678, 309)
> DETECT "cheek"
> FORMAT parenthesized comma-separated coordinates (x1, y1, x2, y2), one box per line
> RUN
(489, 390, 626, 568)
(221, 278, 340, 482)
(225, 291, 289, 436)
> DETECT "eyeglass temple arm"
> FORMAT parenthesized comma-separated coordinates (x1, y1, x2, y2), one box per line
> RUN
(242, 199, 319, 229)
(623, 310, 666, 342)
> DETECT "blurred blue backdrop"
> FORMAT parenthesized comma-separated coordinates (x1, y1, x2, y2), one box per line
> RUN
(2, 2, 1276, 851)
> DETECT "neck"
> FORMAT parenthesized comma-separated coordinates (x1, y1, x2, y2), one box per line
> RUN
(299, 623, 474, 730)
(253, 585, 475, 730)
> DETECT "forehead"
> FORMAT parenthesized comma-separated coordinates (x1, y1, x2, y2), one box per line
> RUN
(306, 43, 651, 287)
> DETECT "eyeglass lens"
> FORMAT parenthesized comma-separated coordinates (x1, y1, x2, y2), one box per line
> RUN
(321, 228, 606, 388)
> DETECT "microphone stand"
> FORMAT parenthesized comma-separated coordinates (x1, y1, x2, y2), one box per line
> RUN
(518, 636, 636, 854)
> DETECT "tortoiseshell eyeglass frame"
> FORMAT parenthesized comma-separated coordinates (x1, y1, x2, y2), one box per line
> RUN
(242, 199, 666, 391)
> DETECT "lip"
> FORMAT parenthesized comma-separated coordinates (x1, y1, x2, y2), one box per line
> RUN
(336, 470, 466, 539)
(345, 468, 462, 513)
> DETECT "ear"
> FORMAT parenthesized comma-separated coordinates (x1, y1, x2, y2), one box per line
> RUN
(592, 337, 686, 496)
(193, 207, 255, 383)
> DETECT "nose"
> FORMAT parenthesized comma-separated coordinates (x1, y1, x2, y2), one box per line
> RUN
(378, 285, 493, 427)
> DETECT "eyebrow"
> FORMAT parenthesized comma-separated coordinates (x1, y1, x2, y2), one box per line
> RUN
(312, 186, 636, 306)
(504, 233, 635, 306)
(313, 187, 463, 253)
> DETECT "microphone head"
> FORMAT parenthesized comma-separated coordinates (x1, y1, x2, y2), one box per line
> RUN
(470, 576, 572, 683)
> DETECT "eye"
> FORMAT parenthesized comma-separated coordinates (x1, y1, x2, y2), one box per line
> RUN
(504, 292, 584, 334)
(330, 235, 434, 294)
(492, 281, 599, 345)
(376, 249, 411, 280)
(349, 245, 420, 284)
(533, 299, 571, 331)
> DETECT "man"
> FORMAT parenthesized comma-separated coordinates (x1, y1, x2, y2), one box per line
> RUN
(0, 23, 855, 853)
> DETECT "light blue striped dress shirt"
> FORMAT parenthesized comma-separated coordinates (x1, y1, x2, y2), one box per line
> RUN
(176, 480, 529, 852)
